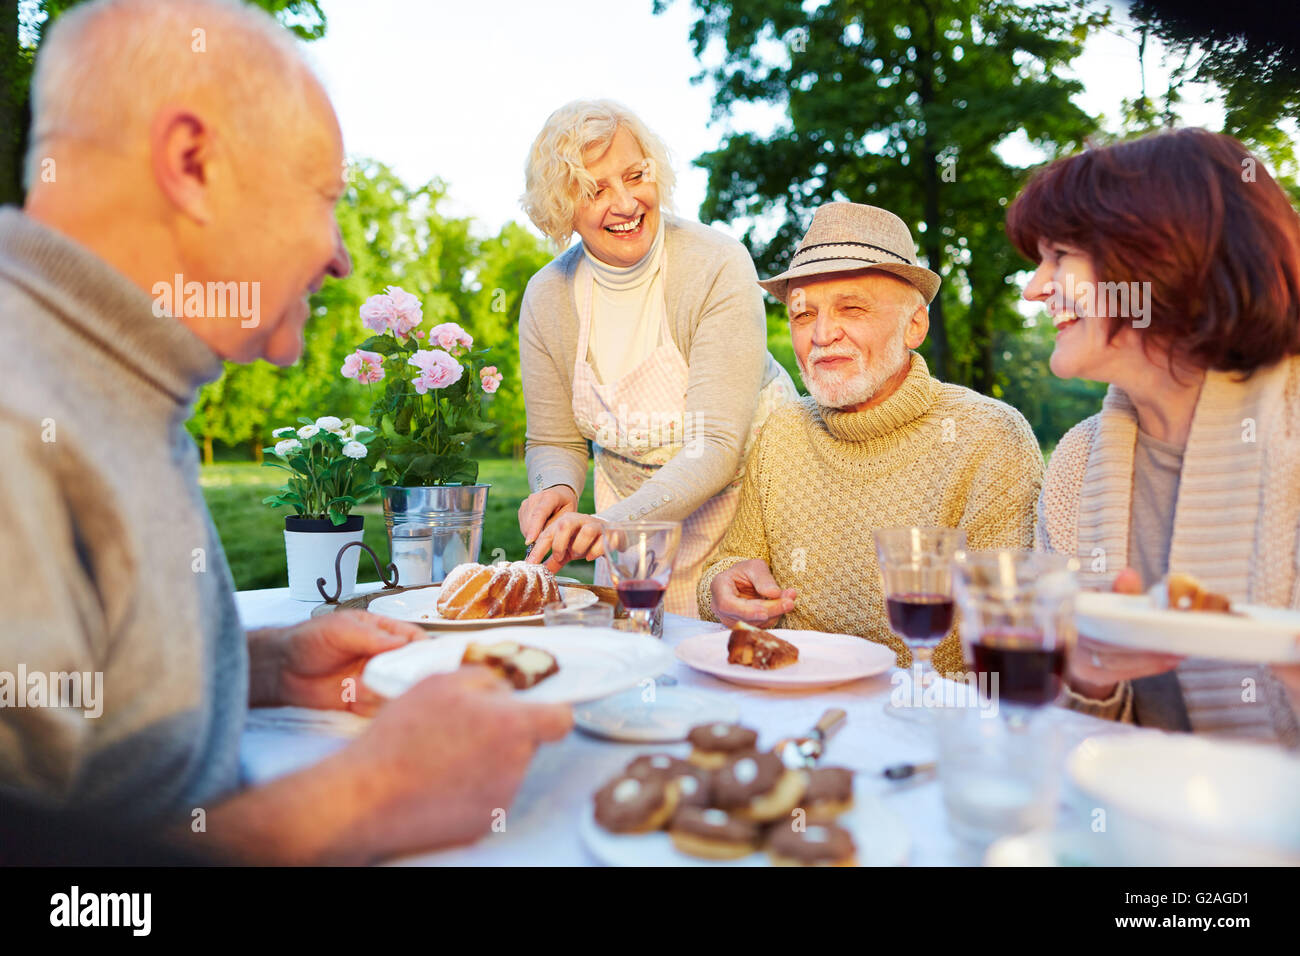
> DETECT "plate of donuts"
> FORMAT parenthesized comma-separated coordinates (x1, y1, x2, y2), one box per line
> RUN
(368, 584, 598, 627)
(578, 723, 910, 867)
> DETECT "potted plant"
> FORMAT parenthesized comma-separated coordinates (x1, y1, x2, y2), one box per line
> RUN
(263, 417, 380, 601)
(341, 285, 502, 585)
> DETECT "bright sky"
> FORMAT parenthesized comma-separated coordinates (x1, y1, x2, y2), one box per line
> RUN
(302, 0, 1266, 242)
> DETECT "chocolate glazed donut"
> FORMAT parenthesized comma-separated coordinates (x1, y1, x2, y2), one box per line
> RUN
(593, 773, 678, 834)
(712, 751, 808, 823)
(626, 754, 713, 809)
(686, 723, 760, 769)
(767, 822, 858, 867)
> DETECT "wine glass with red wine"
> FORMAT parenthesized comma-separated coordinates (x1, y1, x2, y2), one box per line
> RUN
(951, 551, 1080, 724)
(600, 520, 682, 637)
(873, 527, 966, 720)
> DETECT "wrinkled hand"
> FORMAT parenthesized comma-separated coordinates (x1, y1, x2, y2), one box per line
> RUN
(1067, 567, 1183, 699)
(274, 610, 425, 716)
(710, 559, 797, 628)
(526, 512, 607, 573)
(339, 667, 573, 861)
(518, 485, 578, 547)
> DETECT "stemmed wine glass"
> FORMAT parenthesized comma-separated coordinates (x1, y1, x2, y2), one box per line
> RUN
(874, 527, 966, 721)
(600, 520, 682, 637)
(951, 550, 1080, 726)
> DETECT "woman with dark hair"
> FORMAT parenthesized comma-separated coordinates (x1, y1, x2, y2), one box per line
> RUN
(1008, 127, 1300, 745)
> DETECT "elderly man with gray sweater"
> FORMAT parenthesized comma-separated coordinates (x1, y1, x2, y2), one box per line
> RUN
(0, 0, 569, 864)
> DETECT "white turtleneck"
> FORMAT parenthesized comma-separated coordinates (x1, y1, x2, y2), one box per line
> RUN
(577, 216, 668, 384)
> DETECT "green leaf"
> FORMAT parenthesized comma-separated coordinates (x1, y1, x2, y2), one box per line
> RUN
(394, 400, 414, 437)
(445, 457, 479, 485)
(359, 335, 401, 355)
(410, 453, 440, 475)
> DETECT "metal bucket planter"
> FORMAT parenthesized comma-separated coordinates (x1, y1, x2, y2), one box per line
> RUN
(382, 484, 490, 586)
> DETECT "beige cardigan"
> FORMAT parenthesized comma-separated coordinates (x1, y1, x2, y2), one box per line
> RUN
(1037, 356, 1300, 748)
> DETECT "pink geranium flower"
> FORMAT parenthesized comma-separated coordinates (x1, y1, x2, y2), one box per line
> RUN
(387, 286, 423, 335)
(359, 286, 423, 337)
(479, 365, 503, 394)
(359, 294, 396, 334)
(409, 349, 463, 393)
(341, 349, 386, 384)
(429, 321, 474, 353)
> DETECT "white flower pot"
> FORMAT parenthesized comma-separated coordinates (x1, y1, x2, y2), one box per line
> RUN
(284, 515, 366, 602)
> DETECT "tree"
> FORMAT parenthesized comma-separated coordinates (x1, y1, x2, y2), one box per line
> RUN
(656, 0, 1106, 392)
(464, 222, 555, 457)
(2, 0, 325, 207)
(1126, 0, 1300, 201)
(187, 160, 551, 465)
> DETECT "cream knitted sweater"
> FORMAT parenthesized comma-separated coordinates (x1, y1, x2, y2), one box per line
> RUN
(697, 352, 1044, 674)
(1037, 357, 1300, 748)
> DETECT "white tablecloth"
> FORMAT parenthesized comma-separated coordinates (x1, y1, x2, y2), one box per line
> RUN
(235, 584, 1140, 866)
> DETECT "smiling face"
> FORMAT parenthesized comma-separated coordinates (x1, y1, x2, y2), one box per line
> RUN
(787, 270, 929, 411)
(1021, 238, 1146, 384)
(572, 125, 660, 267)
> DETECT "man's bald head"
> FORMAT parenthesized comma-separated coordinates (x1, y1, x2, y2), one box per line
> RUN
(24, 0, 350, 367)
(27, 0, 322, 186)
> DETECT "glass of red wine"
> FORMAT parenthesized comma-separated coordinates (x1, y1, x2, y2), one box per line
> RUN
(600, 520, 682, 637)
(951, 550, 1080, 724)
(873, 527, 966, 720)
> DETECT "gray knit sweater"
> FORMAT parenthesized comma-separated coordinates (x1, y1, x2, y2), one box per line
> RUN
(0, 208, 247, 823)
(520, 214, 789, 523)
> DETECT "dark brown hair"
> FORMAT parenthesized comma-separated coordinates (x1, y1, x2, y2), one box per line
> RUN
(1006, 128, 1300, 374)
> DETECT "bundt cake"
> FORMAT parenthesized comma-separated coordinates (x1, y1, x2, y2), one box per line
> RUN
(436, 561, 561, 620)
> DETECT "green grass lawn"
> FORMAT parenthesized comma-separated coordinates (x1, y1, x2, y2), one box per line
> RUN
(202, 459, 597, 591)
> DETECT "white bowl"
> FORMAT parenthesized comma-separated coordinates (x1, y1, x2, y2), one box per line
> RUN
(1066, 734, 1300, 865)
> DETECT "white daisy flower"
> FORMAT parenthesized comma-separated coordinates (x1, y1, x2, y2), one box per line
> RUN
(341, 440, 367, 460)
(315, 416, 343, 431)
(272, 426, 295, 438)
(297, 425, 320, 439)
(349, 424, 371, 437)
(274, 439, 302, 457)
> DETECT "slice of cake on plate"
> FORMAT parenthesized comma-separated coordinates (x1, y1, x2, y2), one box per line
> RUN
(462, 640, 559, 689)
(727, 621, 799, 670)
(1151, 572, 1234, 614)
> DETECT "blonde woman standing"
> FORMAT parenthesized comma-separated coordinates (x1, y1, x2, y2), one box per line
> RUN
(517, 100, 796, 615)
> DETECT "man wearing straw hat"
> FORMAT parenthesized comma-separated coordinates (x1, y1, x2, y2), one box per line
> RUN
(699, 202, 1044, 674)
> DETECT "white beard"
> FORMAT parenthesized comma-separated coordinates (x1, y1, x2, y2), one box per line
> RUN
(798, 324, 911, 410)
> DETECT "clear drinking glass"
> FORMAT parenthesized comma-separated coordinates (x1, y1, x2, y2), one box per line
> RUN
(951, 550, 1080, 724)
(874, 527, 966, 718)
(542, 600, 615, 628)
(936, 705, 1062, 856)
(599, 520, 682, 638)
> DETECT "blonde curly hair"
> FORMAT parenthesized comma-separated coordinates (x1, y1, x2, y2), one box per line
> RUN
(521, 99, 676, 249)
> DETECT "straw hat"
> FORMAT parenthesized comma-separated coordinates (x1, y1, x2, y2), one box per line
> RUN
(758, 202, 940, 304)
